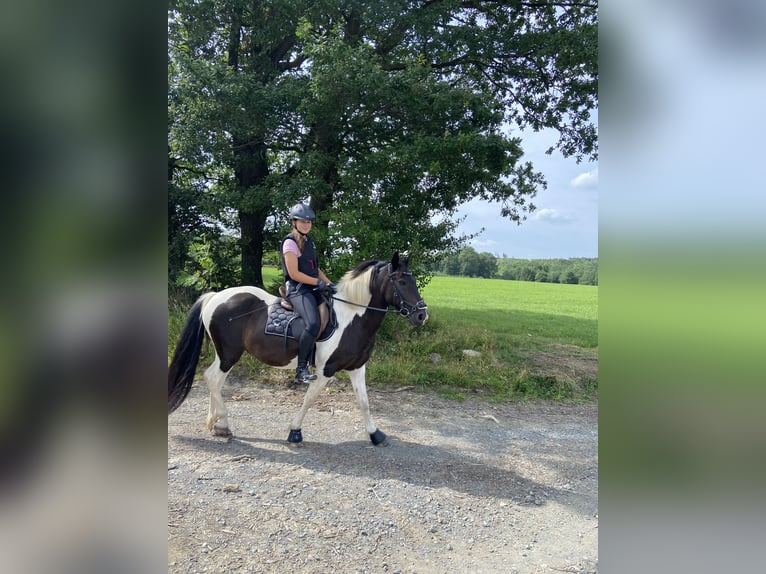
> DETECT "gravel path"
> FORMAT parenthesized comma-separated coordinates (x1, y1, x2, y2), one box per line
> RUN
(168, 374, 598, 573)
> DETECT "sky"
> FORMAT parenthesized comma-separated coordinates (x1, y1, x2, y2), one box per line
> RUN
(453, 0, 765, 262)
(454, 126, 599, 260)
(598, 0, 766, 241)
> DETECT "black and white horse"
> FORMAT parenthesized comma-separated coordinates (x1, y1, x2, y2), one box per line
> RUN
(168, 253, 428, 445)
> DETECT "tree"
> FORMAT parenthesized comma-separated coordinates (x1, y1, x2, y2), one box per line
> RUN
(500, 266, 517, 280)
(458, 247, 482, 277)
(168, 1, 597, 287)
(478, 252, 499, 278)
(580, 263, 597, 286)
(520, 266, 536, 282)
(442, 252, 462, 276)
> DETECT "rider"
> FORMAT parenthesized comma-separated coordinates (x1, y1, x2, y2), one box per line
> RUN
(280, 203, 335, 383)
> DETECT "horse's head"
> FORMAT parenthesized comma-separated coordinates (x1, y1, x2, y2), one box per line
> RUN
(385, 252, 429, 326)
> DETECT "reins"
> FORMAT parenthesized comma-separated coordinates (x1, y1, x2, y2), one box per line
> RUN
(223, 291, 394, 322)
(227, 259, 427, 321)
(329, 295, 397, 314)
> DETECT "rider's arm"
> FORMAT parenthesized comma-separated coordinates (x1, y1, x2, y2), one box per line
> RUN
(284, 252, 324, 286)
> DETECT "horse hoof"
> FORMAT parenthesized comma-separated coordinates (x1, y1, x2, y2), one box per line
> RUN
(370, 429, 387, 446)
(212, 426, 232, 437)
(287, 428, 303, 443)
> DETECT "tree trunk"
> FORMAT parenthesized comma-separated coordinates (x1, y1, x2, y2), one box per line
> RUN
(234, 136, 269, 287)
(239, 210, 267, 287)
(309, 121, 341, 262)
(227, 12, 270, 288)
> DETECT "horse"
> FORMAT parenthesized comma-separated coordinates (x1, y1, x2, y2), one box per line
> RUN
(168, 252, 429, 445)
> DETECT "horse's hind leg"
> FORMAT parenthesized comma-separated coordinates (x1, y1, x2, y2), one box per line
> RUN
(204, 356, 233, 436)
(348, 365, 387, 445)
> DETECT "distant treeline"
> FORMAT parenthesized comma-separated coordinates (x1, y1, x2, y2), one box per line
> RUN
(436, 247, 598, 285)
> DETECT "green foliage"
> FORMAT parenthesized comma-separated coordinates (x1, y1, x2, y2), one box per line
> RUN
(512, 375, 574, 401)
(456, 247, 498, 278)
(176, 237, 241, 291)
(168, 1, 598, 286)
(262, 250, 281, 268)
(438, 247, 598, 286)
(438, 246, 497, 278)
(497, 255, 600, 286)
(263, 266, 285, 297)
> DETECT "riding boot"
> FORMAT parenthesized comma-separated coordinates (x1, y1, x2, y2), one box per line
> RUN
(295, 331, 317, 383)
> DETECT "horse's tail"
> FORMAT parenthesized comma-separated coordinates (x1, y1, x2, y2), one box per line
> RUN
(168, 292, 215, 414)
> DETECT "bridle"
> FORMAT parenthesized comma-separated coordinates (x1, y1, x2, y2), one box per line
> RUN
(385, 264, 428, 317)
(330, 262, 428, 317)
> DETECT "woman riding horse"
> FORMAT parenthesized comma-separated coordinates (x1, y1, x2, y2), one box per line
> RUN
(280, 203, 336, 383)
(168, 251, 428, 443)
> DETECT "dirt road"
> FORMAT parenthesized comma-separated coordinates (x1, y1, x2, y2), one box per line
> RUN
(168, 374, 598, 573)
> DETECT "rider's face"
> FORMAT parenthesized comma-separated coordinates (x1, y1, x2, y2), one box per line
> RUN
(294, 219, 313, 231)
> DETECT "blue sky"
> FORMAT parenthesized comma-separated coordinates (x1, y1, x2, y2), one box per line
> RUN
(599, 0, 766, 241)
(455, 126, 599, 260)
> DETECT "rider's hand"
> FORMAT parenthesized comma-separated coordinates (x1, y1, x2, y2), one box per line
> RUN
(315, 279, 327, 292)
(328, 282, 337, 294)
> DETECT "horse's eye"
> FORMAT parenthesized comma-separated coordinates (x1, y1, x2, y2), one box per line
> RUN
(398, 279, 407, 285)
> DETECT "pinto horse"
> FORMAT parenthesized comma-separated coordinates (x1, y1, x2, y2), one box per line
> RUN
(168, 253, 428, 445)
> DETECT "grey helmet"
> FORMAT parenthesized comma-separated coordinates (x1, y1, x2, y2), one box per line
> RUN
(289, 203, 316, 222)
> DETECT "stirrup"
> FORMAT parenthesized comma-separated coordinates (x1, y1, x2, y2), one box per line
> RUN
(295, 368, 317, 383)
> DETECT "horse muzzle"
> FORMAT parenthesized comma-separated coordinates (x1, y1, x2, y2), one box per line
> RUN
(403, 300, 429, 326)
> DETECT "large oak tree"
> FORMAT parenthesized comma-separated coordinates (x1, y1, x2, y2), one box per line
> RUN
(168, 0, 597, 287)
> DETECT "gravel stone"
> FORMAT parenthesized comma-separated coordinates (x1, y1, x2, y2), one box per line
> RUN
(169, 375, 598, 573)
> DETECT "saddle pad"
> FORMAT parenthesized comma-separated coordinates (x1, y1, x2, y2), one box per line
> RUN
(264, 302, 337, 342)
(264, 303, 300, 339)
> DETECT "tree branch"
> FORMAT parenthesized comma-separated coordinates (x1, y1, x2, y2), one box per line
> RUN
(458, 0, 596, 7)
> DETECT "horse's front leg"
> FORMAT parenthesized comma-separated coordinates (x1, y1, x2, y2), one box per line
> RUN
(287, 374, 330, 443)
(204, 357, 232, 437)
(348, 365, 387, 446)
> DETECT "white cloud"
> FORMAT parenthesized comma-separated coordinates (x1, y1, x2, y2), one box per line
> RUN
(533, 208, 575, 225)
(570, 169, 599, 189)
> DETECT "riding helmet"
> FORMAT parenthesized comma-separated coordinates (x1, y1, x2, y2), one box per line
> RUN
(289, 203, 316, 222)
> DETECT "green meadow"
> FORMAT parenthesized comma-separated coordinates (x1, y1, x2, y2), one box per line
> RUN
(169, 269, 598, 402)
(367, 275, 597, 401)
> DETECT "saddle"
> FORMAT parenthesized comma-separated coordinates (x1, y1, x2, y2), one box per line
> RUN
(265, 288, 335, 343)
(278, 285, 293, 310)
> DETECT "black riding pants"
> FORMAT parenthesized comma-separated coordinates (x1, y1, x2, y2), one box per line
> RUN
(287, 283, 322, 364)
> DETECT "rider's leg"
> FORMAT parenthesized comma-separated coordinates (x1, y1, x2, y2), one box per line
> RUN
(288, 288, 321, 382)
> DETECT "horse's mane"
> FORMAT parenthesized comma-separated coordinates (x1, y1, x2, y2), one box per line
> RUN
(336, 260, 385, 307)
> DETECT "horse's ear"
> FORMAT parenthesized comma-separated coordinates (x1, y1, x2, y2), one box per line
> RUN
(391, 252, 400, 269)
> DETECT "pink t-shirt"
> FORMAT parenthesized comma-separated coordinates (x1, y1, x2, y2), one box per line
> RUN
(282, 238, 301, 258)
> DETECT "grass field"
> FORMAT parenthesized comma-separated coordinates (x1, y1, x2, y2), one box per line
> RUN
(169, 269, 598, 402)
(368, 275, 597, 401)
(421, 276, 597, 347)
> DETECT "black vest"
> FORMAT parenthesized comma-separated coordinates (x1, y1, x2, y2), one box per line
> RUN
(281, 234, 319, 281)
